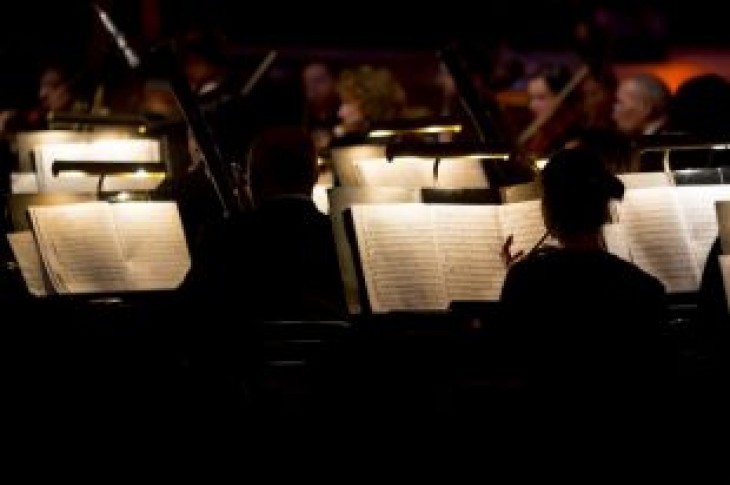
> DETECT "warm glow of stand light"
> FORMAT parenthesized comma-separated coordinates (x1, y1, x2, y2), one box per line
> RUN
(365, 116, 465, 140)
(368, 124, 463, 139)
(52, 160, 166, 197)
(384, 141, 510, 162)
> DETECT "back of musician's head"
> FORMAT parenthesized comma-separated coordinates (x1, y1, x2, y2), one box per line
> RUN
(667, 73, 730, 136)
(247, 126, 318, 204)
(541, 147, 624, 239)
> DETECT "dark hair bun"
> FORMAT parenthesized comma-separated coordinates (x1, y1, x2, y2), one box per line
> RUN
(543, 147, 624, 201)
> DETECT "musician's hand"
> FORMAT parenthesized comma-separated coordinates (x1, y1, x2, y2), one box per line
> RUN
(501, 234, 524, 267)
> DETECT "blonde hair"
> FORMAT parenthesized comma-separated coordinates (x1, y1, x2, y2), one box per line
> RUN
(337, 65, 406, 122)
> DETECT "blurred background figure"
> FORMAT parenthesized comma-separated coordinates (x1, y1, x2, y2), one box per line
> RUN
(435, 39, 525, 143)
(38, 63, 82, 114)
(613, 73, 671, 137)
(1, 59, 91, 133)
(334, 65, 406, 141)
(301, 61, 340, 150)
(519, 63, 583, 160)
(526, 63, 573, 123)
(666, 73, 730, 137)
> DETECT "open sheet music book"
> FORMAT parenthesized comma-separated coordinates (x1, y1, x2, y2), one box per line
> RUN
(329, 187, 421, 314)
(349, 201, 545, 312)
(8, 201, 190, 295)
(352, 157, 489, 188)
(607, 185, 730, 293)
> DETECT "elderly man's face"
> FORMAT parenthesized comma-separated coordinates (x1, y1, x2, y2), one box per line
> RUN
(613, 79, 651, 135)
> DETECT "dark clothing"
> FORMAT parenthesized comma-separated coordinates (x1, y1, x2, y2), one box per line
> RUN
(242, 197, 346, 320)
(193, 197, 346, 321)
(498, 246, 668, 400)
(699, 239, 729, 327)
(697, 239, 729, 387)
(153, 165, 227, 258)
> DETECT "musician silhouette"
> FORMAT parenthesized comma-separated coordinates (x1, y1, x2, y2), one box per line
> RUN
(191, 127, 346, 321)
(498, 147, 670, 406)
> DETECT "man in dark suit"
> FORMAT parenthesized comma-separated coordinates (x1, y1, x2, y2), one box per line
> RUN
(238, 126, 346, 320)
(193, 126, 345, 320)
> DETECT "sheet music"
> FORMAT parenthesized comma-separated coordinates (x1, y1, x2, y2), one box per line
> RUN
(617, 172, 671, 189)
(350, 201, 548, 311)
(26, 201, 189, 294)
(677, 185, 730, 273)
(431, 205, 505, 302)
(616, 187, 699, 293)
(354, 158, 435, 187)
(351, 204, 447, 311)
(500, 180, 541, 203)
(329, 187, 420, 314)
(7, 231, 51, 296)
(330, 145, 386, 186)
(10, 173, 40, 194)
(111, 202, 191, 290)
(353, 157, 488, 189)
(498, 200, 546, 257)
(28, 202, 131, 293)
(433, 158, 489, 188)
(602, 223, 632, 262)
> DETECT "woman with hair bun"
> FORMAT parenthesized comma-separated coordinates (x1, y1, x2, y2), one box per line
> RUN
(498, 147, 669, 406)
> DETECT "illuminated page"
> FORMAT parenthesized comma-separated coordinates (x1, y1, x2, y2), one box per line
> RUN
(433, 158, 489, 188)
(677, 185, 730, 273)
(329, 187, 420, 314)
(28, 202, 130, 293)
(354, 158, 435, 187)
(615, 187, 699, 293)
(498, 200, 546, 257)
(111, 202, 191, 290)
(7, 231, 52, 296)
(617, 172, 671, 189)
(431, 204, 505, 302)
(351, 204, 446, 312)
(602, 223, 632, 262)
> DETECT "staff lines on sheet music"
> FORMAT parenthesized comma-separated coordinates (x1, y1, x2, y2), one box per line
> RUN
(618, 187, 699, 293)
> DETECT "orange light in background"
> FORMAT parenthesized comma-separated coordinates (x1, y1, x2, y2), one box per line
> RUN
(615, 62, 707, 92)
(615, 50, 730, 93)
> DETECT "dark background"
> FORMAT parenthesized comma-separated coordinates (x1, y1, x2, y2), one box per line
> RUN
(0, 0, 727, 107)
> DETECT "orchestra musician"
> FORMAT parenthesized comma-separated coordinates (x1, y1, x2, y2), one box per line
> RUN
(0, 60, 91, 135)
(519, 62, 583, 160)
(498, 147, 670, 404)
